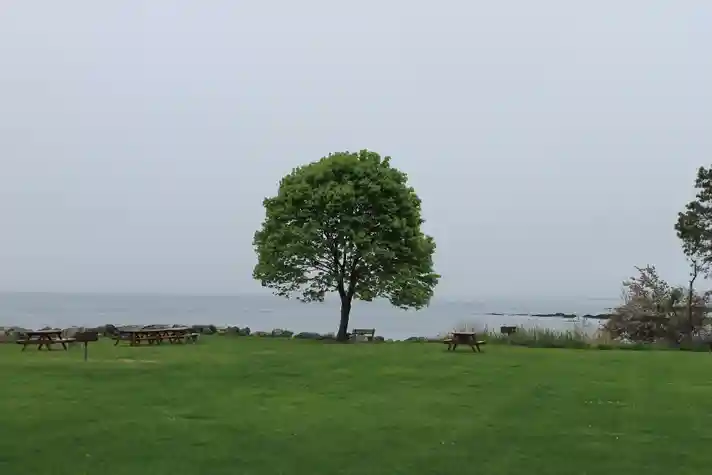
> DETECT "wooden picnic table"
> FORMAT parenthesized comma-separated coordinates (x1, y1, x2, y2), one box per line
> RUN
(18, 330, 73, 351)
(113, 327, 194, 346)
(444, 331, 486, 352)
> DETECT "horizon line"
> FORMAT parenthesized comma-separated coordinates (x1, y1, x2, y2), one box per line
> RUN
(0, 289, 620, 302)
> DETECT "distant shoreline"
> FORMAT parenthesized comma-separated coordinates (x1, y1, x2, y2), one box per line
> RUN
(485, 312, 612, 320)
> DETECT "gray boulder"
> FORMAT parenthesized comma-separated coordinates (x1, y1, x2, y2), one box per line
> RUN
(224, 326, 250, 336)
(271, 329, 294, 338)
(62, 327, 82, 339)
(191, 324, 218, 335)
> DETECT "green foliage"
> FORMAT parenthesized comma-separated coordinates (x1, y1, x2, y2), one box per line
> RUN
(676, 166, 712, 269)
(253, 150, 439, 336)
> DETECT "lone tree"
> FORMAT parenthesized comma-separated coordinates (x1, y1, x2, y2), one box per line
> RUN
(675, 166, 712, 336)
(253, 150, 439, 341)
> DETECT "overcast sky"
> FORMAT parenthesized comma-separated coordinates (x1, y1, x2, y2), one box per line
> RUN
(1, 1, 711, 299)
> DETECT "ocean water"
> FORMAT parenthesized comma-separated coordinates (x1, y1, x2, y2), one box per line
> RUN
(0, 292, 618, 339)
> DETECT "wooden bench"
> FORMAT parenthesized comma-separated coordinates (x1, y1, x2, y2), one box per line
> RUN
(351, 328, 376, 341)
(444, 332, 486, 352)
(500, 326, 518, 336)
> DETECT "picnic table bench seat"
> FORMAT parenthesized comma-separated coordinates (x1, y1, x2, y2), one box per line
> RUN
(17, 338, 75, 345)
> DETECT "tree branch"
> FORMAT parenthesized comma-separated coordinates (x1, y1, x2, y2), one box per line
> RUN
(347, 256, 361, 299)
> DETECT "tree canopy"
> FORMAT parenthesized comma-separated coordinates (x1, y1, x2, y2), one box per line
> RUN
(676, 165, 712, 269)
(253, 150, 439, 340)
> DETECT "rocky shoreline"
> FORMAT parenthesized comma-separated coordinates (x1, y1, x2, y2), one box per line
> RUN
(0, 324, 447, 344)
(485, 312, 612, 320)
(1, 312, 612, 344)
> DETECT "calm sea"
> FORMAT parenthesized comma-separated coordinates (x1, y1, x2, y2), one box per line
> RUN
(0, 292, 617, 339)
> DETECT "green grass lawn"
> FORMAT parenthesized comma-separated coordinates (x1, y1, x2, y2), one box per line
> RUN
(1, 337, 711, 475)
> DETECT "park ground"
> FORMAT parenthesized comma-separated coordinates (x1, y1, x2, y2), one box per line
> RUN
(1, 337, 711, 475)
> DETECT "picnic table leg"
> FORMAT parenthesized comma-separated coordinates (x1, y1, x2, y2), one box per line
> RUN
(38, 338, 50, 351)
(60, 339, 68, 350)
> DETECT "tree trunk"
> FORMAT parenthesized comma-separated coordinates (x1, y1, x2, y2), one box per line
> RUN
(687, 285, 694, 342)
(337, 296, 352, 342)
(686, 261, 699, 344)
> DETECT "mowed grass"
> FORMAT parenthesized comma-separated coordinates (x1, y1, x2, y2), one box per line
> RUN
(1, 338, 711, 475)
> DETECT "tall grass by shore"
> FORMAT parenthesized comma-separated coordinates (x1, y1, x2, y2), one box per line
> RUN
(463, 325, 711, 352)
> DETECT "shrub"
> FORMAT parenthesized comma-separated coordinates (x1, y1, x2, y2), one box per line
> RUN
(604, 265, 711, 344)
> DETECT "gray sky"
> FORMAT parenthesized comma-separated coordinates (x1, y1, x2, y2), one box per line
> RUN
(1, 1, 711, 299)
